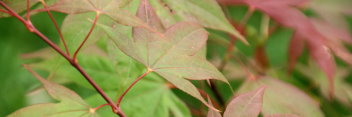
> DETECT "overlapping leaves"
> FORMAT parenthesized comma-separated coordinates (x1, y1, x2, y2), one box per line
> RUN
(8, 69, 98, 117)
(102, 0, 228, 110)
(217, 0, 352, 96)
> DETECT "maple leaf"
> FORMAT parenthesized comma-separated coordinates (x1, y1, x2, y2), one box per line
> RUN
(151, 0, 247, 44)
(218, 0, 337, 96)
(207, 87, 265, 117)
(44, 0, 149, 28)
(101, 0, 228, 110)
(238, 77, 324, 117)
(8, 66, 98, 117)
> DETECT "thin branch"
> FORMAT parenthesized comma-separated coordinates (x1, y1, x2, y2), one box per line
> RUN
(0, 9, 10, 14)
(0, 2, 125, 116)
(218, 35, 237, 71)
(40, 0, 71, 56)
(240, 6, 255, 26)
(73, 11, 101, 60)
(117, 69, 152, 106)
(26, 0, 30, 20)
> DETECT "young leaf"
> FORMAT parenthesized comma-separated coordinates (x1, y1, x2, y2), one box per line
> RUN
(101, 0, 228, 110)
(238, 77, 324, 117)
(223, 87, 265, 117)
(8, 67, 97, 117)
(160, 0, 247, 43)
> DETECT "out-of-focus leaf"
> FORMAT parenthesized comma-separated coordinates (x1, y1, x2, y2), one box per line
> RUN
(218, 0, 337, 95)
(311, 19, 352, 66)
(160, 0, 247, 43)
(8, 70, 98, 117)
(85, 75, 191, 117)
(238, 77, 324, 117)
(310, 0, 352, 30)
(0, 0, 38, 17)
(223, 87, 265, 117)
(296, 62, 352, 106)
(102, 0, 227, 110)
(264, 114, 302, 117)
(288, 32, 305, 72)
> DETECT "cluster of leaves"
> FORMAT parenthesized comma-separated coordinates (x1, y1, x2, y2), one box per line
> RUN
(1, 0, 352, 117)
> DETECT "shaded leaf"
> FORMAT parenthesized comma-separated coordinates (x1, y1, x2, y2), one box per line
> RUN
(238, 77, 324, 117)
(85, 75, 191, 117)
(160, 0, 247, 43)
(296, 62, 352, 106)
(224, 87, 265, 117)
(8, 69, 97, 117)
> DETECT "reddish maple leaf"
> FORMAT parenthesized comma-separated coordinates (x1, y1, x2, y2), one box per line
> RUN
(217, 0, 341, 96)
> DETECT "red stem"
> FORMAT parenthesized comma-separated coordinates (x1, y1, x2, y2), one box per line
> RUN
(73, 12, 100, 60)
(0, 2, 125, 117)
(0, 9, 9, 14)
(117, 69, 152, 106)
(40, 1, 70, 56)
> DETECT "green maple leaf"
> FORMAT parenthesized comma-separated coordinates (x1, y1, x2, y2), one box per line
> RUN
(85, 75, 191, 117)
(8, 70, 98, 117)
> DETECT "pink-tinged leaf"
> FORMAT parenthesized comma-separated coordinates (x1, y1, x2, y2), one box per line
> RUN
(8, 66, 96, 117)
(45, 0, 145, 27)
(218, 0, 338, 96)
(307, 39, 336, 98)
(223, 87, 265, 117)
(288, 32, 305, 72)
(101, 0, 228, 111)
(238, 77, 324, 117)
(311, 19, 352, 66)
(265, 114, 302, 117)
